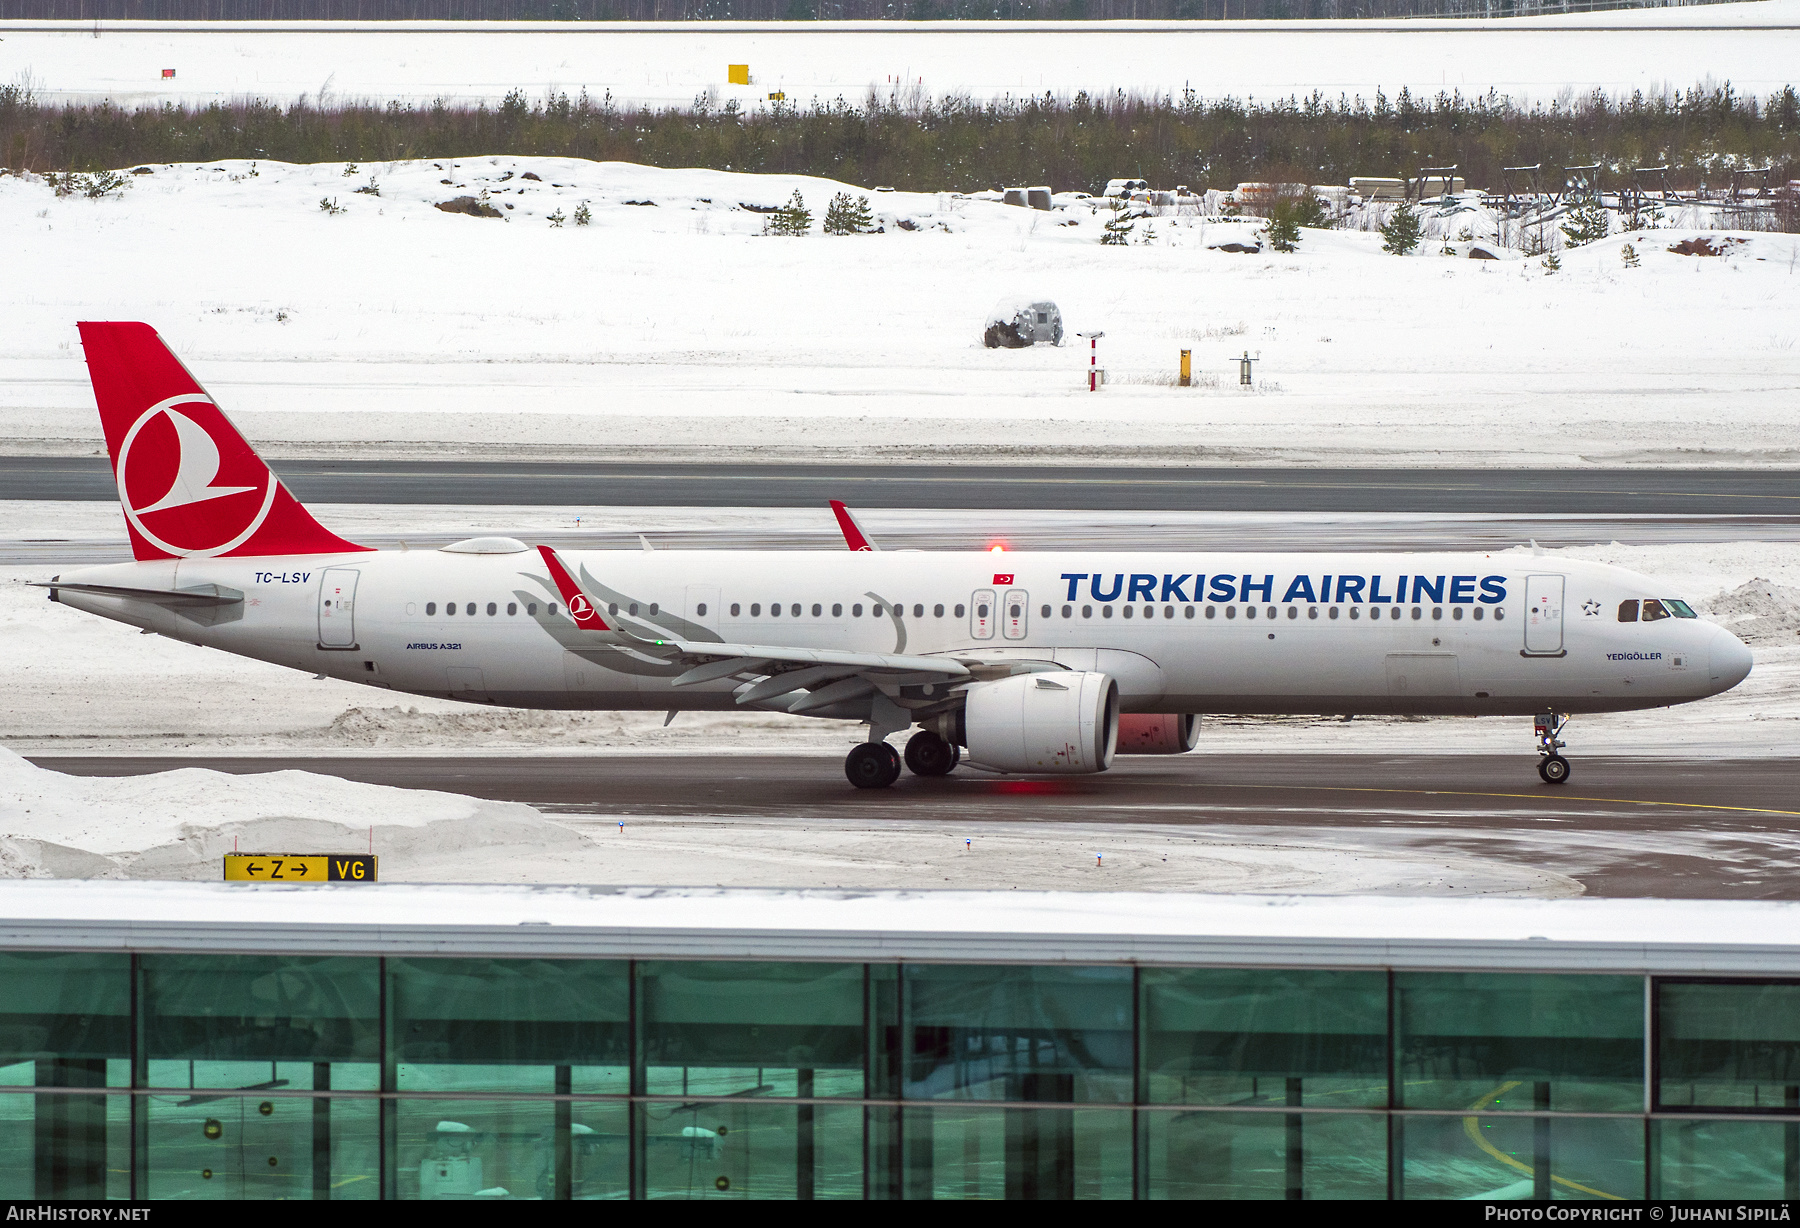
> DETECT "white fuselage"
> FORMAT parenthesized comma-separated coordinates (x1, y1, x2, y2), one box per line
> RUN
(50, 545, 1753, 719)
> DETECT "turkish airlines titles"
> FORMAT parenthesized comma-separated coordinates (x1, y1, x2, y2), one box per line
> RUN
(1058, 571, 1509, 606)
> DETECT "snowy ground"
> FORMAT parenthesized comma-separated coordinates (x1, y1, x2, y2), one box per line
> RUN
(0, 747, 1581, 894)
(2, 156, 1797, 467)
(5, 4, 1799, 109)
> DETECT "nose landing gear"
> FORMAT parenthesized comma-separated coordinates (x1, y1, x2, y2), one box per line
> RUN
(1534, 711, 1571, 785)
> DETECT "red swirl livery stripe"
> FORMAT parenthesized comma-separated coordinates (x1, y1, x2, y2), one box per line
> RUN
(536, 545, 611, 631)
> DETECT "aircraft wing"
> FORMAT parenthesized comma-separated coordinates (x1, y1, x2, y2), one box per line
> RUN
(534, 545, 976, 712)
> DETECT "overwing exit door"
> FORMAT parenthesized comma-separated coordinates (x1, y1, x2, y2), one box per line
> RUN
(317, 568, 359, 649)
(970, 589, 996, 640)
(1523, 574, 1566, 655)
(1002, 589, 1029, 639)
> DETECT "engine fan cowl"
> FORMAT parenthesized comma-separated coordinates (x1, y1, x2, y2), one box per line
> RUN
(1116, 713, 1200, 754)
(961, 671, 1119, 774)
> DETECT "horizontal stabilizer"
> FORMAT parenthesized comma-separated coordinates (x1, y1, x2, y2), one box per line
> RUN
(34, 580, 244, 606)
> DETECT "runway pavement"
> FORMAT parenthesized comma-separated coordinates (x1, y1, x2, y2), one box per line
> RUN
(34, 751, 1800, 900)
(6, 457, 1800, 513)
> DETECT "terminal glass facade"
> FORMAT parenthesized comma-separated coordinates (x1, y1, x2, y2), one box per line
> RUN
(0, 953, 1795, 1200)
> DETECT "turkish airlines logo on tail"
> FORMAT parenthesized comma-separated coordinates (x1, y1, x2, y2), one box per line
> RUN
(116, 396, 275, 557)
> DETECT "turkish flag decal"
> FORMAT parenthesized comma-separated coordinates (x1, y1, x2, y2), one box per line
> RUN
(993, 573, 1015, 585)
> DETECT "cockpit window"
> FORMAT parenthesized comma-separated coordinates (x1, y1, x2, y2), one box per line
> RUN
(1617, 600, 1639, 623)
(1665, 599, 1698, 618)
(1641, 599, 1670, 622)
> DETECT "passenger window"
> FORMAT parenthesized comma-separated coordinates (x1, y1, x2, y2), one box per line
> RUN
(1063, 605, 1073, 618)
(1287, 607, 1298, 620)
(1349, 607, 1360, 620)
(934, 604, 945, 617)
(1411, 607, 1422, 620)
(609, 603, 619, 616)
(1432, 608, 1443, 620)
(446, 603, 456, 616)
(1227, 606, 1238, 620)
(873, 605, 884, 617)
(650, 604, 660, 615)
(1453, 608, 1464, 621)
(1122, 606, 1134, 619)
(527, 603, 538, 615)
(549, 603, 558, 616)
(751, 603, 761, 616)
(487, 602, 497, 616)
(833, 603, 842, 617)
(770, 603, 781, 617)
(1082, 605, 1092, 618)
(954, 604, 964, 618)
(1495, 608, 1506, 621)
(1308, 607, 1318, 619)
(425, 602, 437, 615)
(1102, 606, 1113, 618)
(731, 603, 740, 616)
(1473, 607, 1484, 621)
(853, 603, 864, 617)
(507, 602, 517, 615)
(1039, 605, 1050, 618)
(812, 603, 822, 617)
(1205, 606, 1216, 619)
(628, 603, 638, 616)
(1184, 607, 1195, 619)
(913, 604, 924, 618)
(1666, 599, 1697, 618)
(1246, 606, 1256, 619)
(1642, 599, 1670, 622)
(1329, 607, 1340, 619)
(697, 603, 707, 616)
(464, 603, 473, 615)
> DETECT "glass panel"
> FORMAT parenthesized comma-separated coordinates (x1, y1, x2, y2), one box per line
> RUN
(900, 1104, 1131, 1199)
(640, 962, 864, 1099)
(1395, 973, 1643, 1111)
(1652, 1118, 1798, 1199)
(1141, 1108, 1386, 1199)
(904, 964, 1132, 1103)
(1142, 969, 1387, 1108)
(644, 1101, 862, 1199)
(390, 958, 629, 1095)
(141, 955, 379, 1094)
(0, 953, 131, 1090)
(1659, 982, 1800, 1110)
(145, 1093, 377, 1200)
(0, 1092, 130, 1200)
(1398, 1113, 1643, 1200)
(395, 1097, 626, 1200)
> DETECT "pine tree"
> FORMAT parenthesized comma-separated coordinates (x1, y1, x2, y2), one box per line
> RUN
(766, 189, 812, 237)
(1100, 199, 1134, 245)
(1380, 202, 1422, 255)
(823, 191, 876, 235)
(1620, 242, 1640, 268)
(547, 207, 566, 228)
(1266, 206, 1301, 253)
(573, 201, 592, 226)
(1560, 196, 1610, 248)
(1542, 251, 1562, 275)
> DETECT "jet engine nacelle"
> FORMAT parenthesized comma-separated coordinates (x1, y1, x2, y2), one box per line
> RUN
(960, 671, 1118, 774)
(1115, 713, 1199, 754)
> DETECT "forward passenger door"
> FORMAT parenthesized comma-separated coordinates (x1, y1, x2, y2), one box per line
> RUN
(1524, 574, 1566, 656)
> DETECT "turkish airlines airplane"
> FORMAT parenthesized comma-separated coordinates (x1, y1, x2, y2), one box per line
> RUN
(41, 323, 1753, 789)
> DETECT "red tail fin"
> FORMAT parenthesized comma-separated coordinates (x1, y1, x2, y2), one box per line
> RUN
(77, 321, 368, 560)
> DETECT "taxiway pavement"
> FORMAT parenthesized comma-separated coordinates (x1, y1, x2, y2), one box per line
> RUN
(6, 458, 1800, 513)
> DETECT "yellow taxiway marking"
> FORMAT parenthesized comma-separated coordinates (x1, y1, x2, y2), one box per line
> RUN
(1220, 781, 1800, 820)
(1463, 1082, 1623, 1201)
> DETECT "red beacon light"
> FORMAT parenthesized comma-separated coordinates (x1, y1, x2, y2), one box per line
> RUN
(989, 543, 1006, 553)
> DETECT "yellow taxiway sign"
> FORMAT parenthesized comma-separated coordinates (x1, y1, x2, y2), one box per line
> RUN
(223, 854, 377, 882)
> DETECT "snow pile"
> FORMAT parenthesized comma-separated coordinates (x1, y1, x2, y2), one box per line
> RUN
(0, 746, 580, 880)
(1702, 578, 1800, 645)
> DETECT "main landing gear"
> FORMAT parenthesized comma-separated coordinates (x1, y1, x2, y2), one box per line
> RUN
(1534, 711, 1571, 785)
(845, 730, 962, 789)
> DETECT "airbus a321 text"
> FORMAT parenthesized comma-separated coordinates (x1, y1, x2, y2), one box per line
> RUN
(40, 323, 1754, 789)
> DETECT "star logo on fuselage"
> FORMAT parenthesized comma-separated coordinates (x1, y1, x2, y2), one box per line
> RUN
(1582, 599, 1602, 616)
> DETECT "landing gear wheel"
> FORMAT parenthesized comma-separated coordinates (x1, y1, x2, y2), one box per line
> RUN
(1538, 754, 1571, 785)
(846, 742, 903, 790)
(904, 730, 959, 777)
